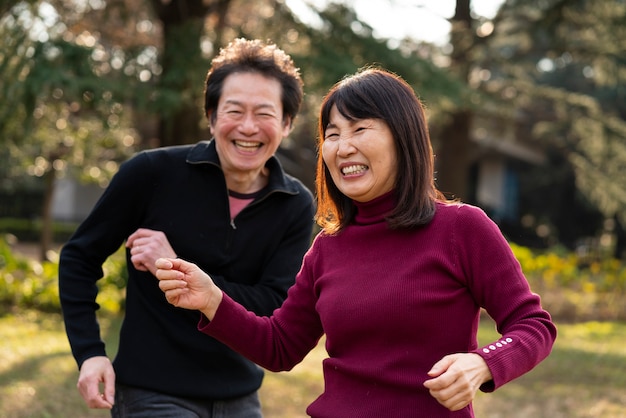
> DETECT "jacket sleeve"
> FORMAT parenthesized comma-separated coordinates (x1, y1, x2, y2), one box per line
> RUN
(454, 205, 557, 392)
(58, 153, 151, 368)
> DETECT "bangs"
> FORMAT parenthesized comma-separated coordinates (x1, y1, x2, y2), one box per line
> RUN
(320, 81, 383, 136)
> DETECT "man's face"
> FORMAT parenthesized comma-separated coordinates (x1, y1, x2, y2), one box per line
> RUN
(210, 72, 291, 180)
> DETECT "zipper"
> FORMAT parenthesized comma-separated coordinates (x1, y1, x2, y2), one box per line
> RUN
(226, 187, 297, 249)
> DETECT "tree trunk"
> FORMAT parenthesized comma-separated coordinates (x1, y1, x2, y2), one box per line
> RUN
(435, 110, 472, 200)
(614, 214, 626, 260)
(434, 0, 473, 201)
(39, 166, 55, 262)
(148, 0, 232, 146)
(158, 19, 206, 146)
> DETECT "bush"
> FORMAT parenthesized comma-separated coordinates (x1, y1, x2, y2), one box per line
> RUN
(0, 217, 79, 242)
(511, 243, 626, 321)
(1, 234, 625, 321)
(0, 234, 126, 314)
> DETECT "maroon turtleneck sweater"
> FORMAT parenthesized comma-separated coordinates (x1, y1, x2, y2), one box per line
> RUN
(200, 192, 556, 417)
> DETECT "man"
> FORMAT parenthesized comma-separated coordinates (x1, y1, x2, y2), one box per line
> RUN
(59, 38, 315, 417)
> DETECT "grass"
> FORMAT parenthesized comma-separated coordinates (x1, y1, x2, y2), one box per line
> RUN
(1, 310, 625, 418)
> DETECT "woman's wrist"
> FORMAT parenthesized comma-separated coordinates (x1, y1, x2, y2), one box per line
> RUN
(202, 285, 223, 320)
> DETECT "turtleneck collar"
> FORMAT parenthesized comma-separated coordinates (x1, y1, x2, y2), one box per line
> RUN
(353, 190, 396, 225)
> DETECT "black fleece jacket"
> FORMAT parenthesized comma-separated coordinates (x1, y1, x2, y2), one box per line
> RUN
(59, 140, 315, 399)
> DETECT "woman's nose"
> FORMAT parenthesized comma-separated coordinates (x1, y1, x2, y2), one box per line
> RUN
(337, 135, 357, 156)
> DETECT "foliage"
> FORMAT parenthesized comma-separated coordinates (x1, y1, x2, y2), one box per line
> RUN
(0, 234, 127, 314)
(480, 0, 626, 226)
(0, 2, 37, 188)
(270, 2, 466, 105)
(0, 217, 78, 242)
(0, 1, 141, 261)
(2, 231, 626, 321)
(2, 0, 626, 255)
(511, 242, 626, 321)
(0, 2, 139, 188)
(0, 234, 60, 311)
(1, 0, 461, 205)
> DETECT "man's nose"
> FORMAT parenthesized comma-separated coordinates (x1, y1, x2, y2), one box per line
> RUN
(239, 113, 260, 134)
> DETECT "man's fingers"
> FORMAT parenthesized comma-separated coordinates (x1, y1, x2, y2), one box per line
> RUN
(126, 228, 147, 246)
(77, 380, 113, 409)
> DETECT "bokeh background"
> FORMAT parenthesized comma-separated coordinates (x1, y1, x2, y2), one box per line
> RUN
(1, 0, 625, 417)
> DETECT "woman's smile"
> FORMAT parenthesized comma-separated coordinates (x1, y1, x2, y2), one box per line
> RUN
(341, 164, 369, 176)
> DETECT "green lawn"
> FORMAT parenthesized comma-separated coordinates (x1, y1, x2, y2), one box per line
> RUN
(1, 310, 625, 418)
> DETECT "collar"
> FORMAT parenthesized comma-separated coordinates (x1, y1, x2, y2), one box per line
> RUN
(353, 190, 396, 225)
(185, 140, 300, 195)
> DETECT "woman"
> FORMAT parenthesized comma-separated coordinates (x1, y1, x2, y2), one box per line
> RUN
(155, 68, 557, 417)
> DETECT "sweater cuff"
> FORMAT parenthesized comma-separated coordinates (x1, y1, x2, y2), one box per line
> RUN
(198, 312, 211, 330)
(473, 336, 516, 392)
(197, 292, 237, 335)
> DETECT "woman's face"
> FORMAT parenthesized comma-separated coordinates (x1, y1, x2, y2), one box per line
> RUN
(210, 72, 290, 186)
(322, 105, 397, 202)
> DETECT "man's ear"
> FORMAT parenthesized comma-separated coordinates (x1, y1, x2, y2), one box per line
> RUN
(207, 111, 215, 134)
(282, 115, 293, 137)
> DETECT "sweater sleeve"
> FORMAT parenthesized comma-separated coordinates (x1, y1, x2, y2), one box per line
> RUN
(58, 153, 152, 367)
(198, 243, 325, 372)
(453, 204, 557, 392)
(208, 187, 315, 316)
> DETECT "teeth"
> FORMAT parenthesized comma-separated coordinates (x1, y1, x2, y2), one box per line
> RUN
(235, 141, 261, 149)
(341, 165, 367, 175)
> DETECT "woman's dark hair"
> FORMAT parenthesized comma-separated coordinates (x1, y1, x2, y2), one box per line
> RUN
(204, 38, 303, 127)
(315, 67, 444, 233)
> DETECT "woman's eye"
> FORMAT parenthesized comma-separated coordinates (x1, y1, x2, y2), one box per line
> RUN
(324, 132, 339, 141)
